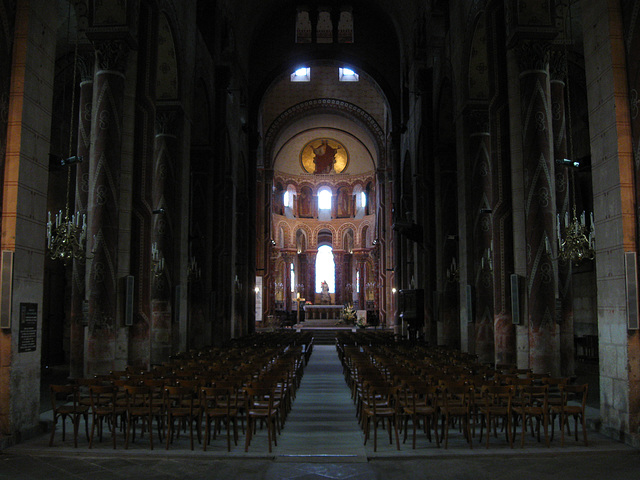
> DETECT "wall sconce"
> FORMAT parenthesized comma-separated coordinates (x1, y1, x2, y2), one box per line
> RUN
(481, 244, 493, 271)
(151, 242, 165, 278)
(391, 287, 397, 294)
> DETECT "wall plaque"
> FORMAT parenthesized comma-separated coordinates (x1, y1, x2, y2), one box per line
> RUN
(18, 303, 38, 353)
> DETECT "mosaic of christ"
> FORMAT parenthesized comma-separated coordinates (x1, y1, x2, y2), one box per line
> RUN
(300, 138, 348, 174)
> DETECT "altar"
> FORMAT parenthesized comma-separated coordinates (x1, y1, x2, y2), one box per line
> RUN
(303, 304, 343, 321)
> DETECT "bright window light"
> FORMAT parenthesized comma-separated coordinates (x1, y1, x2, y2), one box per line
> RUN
(291, 67, 310, 82)
(290, 263, 295, 292)
(284, 190, 292, 208)
(315, 245, 335, 293)
(318, 188, 332, 210)
(339, 67, 359, 82)
(360, 191, 367, 208)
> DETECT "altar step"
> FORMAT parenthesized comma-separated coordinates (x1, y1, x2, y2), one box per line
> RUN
(302, 318, 344, 327)
(307, 329, 339, 345)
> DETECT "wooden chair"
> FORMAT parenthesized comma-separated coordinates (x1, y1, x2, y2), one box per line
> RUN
(123, 385, 155, 449)
(552, 383, 589, 446)
(201, 386, 239, 451)
(49, 384, 89, 447)
(163, 385, 201, 450)
(244, 385, 280, 453)
(440, 385, 474, 449)
(362, 384, 401, 452)
(478, 384, 515, 448)
(542, 376, 570, 440)
(512, 385, 549, 448)
(88, 385, 124, 449)
(402, 383, 440, 449)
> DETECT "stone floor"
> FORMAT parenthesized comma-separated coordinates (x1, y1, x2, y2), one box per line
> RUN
(2, 345, 639, 480)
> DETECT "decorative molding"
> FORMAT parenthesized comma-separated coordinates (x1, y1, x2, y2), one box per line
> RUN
(264, 98, 385, 168)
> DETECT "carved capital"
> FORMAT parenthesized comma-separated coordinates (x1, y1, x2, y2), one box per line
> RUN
(77, 52, 95, 82)
(549, 49, 567, 81)
(155, 110, 177, 136)
(94, 39, 129, 72)
(516, 40, 551, 72)
(468, 109, 490, 134)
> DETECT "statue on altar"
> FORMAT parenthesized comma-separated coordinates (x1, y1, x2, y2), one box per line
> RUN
(320, 280, 331, 304)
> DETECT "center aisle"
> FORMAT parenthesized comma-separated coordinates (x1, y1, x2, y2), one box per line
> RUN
(276, 344, 367, 460)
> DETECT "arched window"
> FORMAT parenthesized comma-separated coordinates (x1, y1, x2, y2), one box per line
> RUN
(284, 189, 293, 208)
(290, 263, 295, 293)
(318, 187, 332, 210)
(315, 245, 335, 293)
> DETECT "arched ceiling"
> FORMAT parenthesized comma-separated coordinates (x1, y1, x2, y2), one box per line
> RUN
(262, 64, 386, 174)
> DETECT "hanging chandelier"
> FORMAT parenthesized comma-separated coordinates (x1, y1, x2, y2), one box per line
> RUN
(557, 206, 595, 264)
(555, 4, 595, 266)
(46, 20, 86, 265)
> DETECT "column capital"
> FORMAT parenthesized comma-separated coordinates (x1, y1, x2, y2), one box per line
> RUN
(549, 48, 567, 82)
(515, 40, 551, 74)
(155, 109, 178, 136)
(77, 51, 95, 83)
(468, 108, 490, 135)
(516, 40, 551, 73)
(93, 39, 129, 72)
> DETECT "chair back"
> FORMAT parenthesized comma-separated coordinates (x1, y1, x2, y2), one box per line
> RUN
(50, 384, 79, 410)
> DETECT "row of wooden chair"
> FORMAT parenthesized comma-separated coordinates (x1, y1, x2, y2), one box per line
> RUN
(49, 333, 309, 452)
(337, 336, 589, 451)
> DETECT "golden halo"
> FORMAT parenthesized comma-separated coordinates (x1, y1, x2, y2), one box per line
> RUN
(300, 138, 348, 174)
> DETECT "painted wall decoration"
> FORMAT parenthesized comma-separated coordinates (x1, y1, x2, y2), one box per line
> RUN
(300, 138, 348, 174)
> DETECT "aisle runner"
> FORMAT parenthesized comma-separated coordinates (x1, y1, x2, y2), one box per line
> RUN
(276, 344, 366, 460)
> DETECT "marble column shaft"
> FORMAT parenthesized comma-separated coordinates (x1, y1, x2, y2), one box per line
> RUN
(150, 111, 177, 364)
(86, 41, 128, 375)
(69, 77, 93, 378)
(470, 119, 495, 364)
(305, 252, 316, 303)
(518, 41, 559, 374)
(333, 251, 343, 305)
(550, 54, 575, 375)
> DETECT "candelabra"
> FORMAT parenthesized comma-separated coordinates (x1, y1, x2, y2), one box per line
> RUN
(151, 242, 165, 278)
(187, 255, 201, 281)
(446, 257, 459, 283)
(557, 206, 595, 264)
(47, 209, 87, 265)
(46, 29, 86, 265)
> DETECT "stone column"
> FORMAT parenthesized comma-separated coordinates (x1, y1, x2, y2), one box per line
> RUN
(356, 253, 366, 310)
(469, 109, 495, 364)
(306, 251, 316, 303)
(69, 56, 93, 379)
(150, 109, 178, 364)
(86, 40, 129, 375)
(517, 40, 559, 374)
(550, 50, 575, 376)
(283, 254, 292, 312)
(486, 0, 516, 366)
(334, 251, 344, 305)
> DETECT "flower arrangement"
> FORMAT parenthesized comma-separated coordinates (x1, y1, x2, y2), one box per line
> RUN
(339, 303, 357, 325)
(355, 315, 367, 329)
